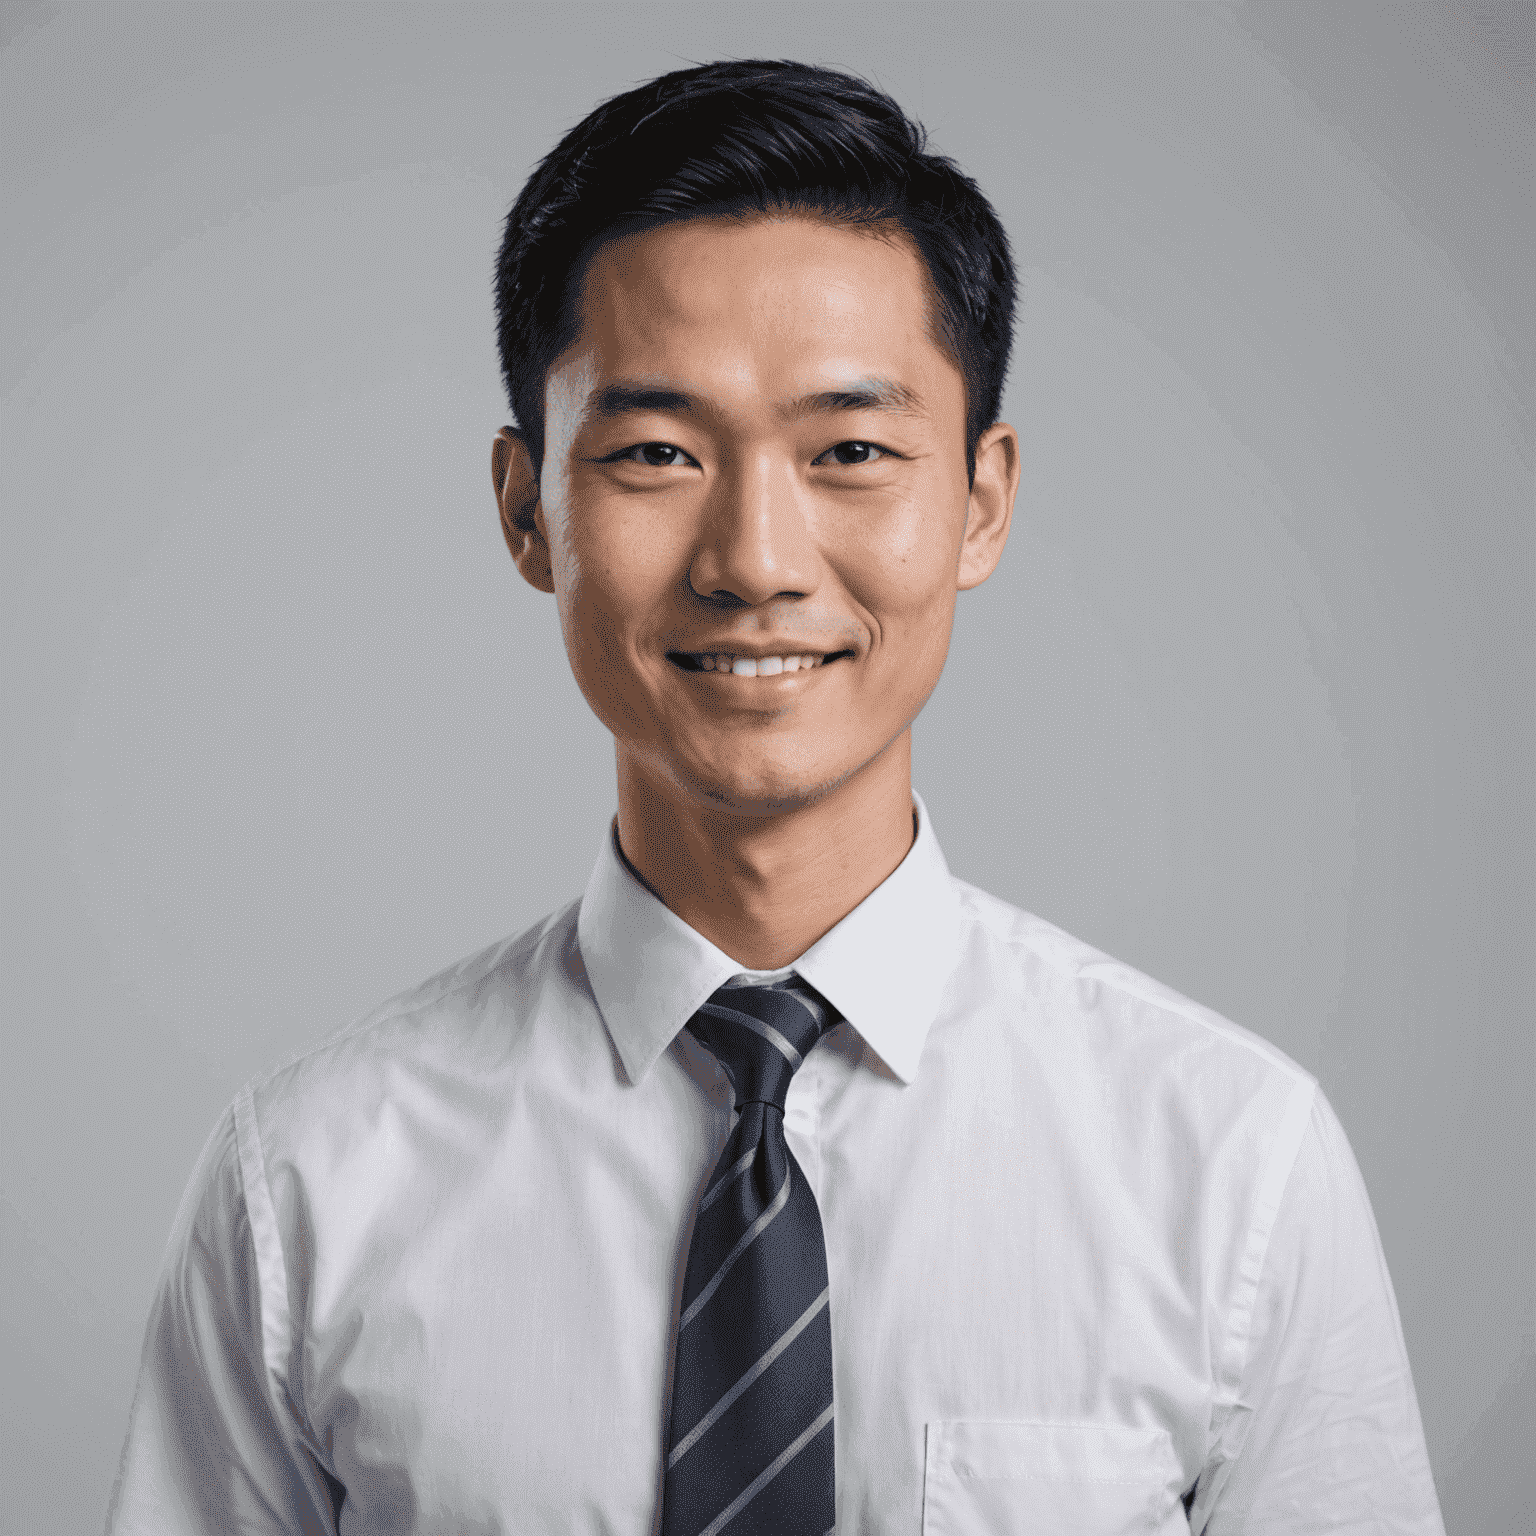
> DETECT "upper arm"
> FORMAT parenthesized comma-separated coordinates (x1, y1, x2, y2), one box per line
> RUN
(1191, 1090, 1445, 1535)
(106, 1104, 341, 1535)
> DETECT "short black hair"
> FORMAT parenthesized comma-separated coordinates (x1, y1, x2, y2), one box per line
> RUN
(494, 59, 1016, 494)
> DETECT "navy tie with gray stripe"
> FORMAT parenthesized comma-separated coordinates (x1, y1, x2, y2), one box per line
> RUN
(661, 977, 837, 1536)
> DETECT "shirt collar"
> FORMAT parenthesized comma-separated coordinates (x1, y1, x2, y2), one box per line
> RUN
(577, 791, 961, 1088)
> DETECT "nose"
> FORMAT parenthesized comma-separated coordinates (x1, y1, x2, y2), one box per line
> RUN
(688, 450, 820, 607)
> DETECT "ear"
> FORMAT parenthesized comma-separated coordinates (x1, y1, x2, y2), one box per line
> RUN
(957, 421, 1020, 591)
(493, 426, 555, 593)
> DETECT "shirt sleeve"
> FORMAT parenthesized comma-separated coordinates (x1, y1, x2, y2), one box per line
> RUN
(105, 1103, 342, 1535)
(1191, 1087, 1445, 1534)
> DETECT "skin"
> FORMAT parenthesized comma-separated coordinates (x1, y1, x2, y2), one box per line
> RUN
(495, 213, 1020, 968)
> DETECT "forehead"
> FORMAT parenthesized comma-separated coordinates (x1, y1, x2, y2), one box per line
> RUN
(556, 213, 957, 405)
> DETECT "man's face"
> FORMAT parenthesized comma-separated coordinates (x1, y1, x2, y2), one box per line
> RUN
(503, 213, 1016, 817)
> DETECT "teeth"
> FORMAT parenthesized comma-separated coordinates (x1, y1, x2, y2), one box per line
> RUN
(697, 653, 823, 675)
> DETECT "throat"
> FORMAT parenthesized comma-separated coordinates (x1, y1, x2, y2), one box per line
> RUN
(614, 743, 919, 971)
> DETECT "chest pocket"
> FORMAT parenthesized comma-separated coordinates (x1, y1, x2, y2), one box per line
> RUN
(922, 1420, 1183, 1535)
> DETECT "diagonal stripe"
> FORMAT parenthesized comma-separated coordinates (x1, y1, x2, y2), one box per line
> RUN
(778, 985, 832, 1037)
(698, 1148, 756, 1214)
(694, 1401, 836, 1536)
(668, 1287, 829, 1468)
(679, 1162, 791, 1330)
(699, 1001, 802, 1068)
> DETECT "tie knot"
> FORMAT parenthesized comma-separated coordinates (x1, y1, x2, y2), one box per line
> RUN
(686, 977, 836, 1111)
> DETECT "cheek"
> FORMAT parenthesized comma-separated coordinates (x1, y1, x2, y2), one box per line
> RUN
(550, 556, 658, 742)
(551, 504, 680, 667)
(835, 496, 965, 634)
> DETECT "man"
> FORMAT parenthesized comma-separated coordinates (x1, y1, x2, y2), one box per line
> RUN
(107, 60, 1445, 1535)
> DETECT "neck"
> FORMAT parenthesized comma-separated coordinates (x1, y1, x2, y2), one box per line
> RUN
(614, 735, 917, 971)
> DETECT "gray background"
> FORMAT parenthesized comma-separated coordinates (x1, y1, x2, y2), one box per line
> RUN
(3, 3, 1530, 1530)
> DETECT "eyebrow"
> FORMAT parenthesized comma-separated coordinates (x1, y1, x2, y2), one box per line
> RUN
(585, 378, 925, 425)
(588, 384, 694, 421)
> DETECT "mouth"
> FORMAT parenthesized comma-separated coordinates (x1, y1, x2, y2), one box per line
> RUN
(667, 649, 856, 677)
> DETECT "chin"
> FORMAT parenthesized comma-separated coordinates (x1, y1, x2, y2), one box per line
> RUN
(673, 754, 856, 818)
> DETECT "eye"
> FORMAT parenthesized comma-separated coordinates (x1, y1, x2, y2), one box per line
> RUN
(606, 442, 695, 468)
(817, 440, 887, 466)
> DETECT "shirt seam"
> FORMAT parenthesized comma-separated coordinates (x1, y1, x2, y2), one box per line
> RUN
(1194, 1074, 1318, 1523)
(941, 1470, 1161, 1486)
(232, 1083, 308, 1442)
(813, 1043, 827, 1210)
(1221, 1077, 1318, 1391)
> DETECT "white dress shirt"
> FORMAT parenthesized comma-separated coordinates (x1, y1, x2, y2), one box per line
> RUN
(108, 794, 1444, 1534)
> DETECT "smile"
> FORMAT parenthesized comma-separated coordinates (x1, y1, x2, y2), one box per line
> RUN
(668, 651, 855, 676)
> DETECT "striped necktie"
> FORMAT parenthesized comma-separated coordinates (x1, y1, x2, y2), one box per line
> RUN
(661, 977, 838, 1536)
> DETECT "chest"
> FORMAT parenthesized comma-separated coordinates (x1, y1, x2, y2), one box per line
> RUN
(305, 1055, 1207, 1533)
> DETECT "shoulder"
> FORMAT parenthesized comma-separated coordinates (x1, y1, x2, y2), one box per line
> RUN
(334, 895, 583, 1048)
(949, 878, 1317, 1155)
(955, 878, 1311, 1077)
(241, 896, 585, 1154)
